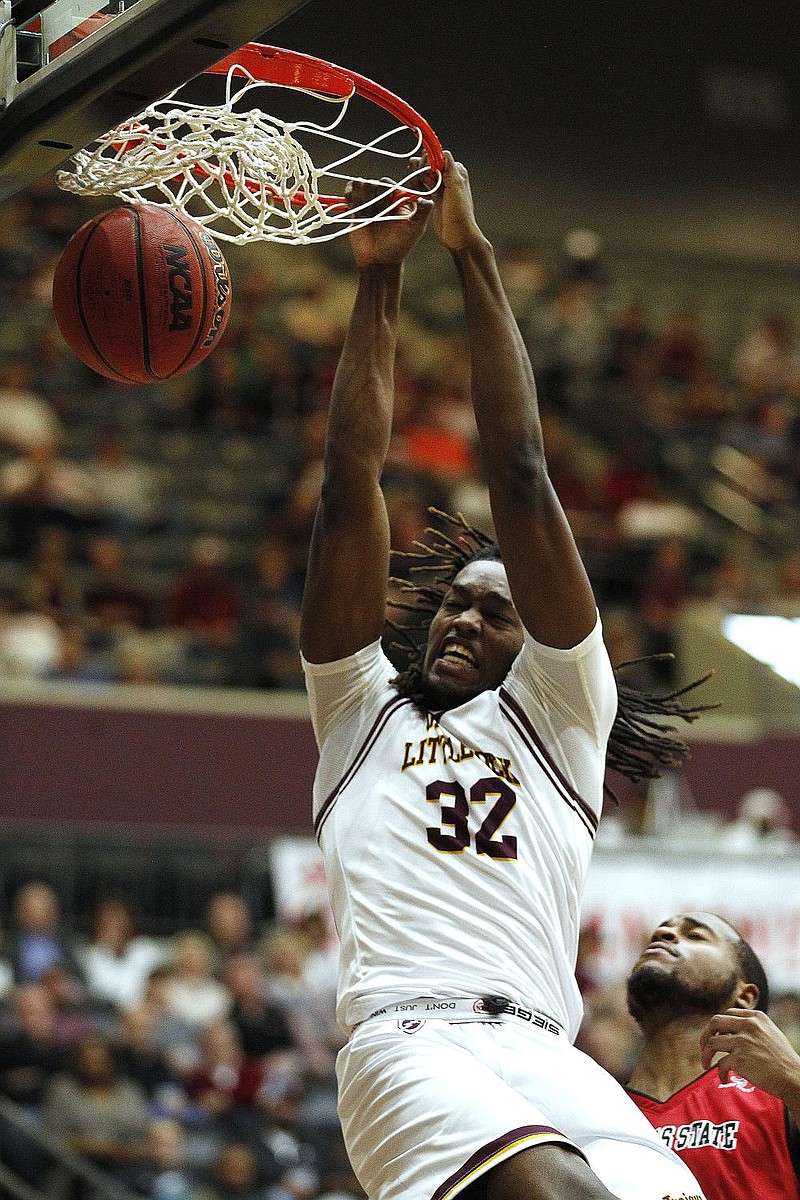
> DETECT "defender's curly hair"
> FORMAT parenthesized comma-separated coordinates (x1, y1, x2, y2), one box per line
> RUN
(387, 510, 716, 799)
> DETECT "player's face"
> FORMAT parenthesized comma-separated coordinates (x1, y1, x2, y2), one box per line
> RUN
(421, 560, 525, 709)
(627, 911, 742, 1023)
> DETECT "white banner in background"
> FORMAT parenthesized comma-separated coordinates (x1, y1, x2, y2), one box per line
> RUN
(581, 847, 800, 993)
(268, 838, 800, 994)
(269, 836, 334, 925)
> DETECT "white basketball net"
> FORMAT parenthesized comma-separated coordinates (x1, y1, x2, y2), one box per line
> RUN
(56, 63, 439, 244)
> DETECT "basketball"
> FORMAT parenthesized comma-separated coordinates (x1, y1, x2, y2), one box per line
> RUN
(51, 203, 233, 384)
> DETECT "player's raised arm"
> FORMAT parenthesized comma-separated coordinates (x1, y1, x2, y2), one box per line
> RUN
(433, 153, 597, 649)
(299, 185, 432, 664)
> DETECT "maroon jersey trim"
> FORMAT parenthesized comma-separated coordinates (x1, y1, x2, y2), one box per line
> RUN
(430, 1124, 582, 1200)
(314, 695, 411, 840)
(499, 689, 598, 836)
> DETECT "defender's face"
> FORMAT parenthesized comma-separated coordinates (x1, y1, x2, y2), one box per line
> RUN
(627, 911, 742, 1018)
(421, 560, 524, 709)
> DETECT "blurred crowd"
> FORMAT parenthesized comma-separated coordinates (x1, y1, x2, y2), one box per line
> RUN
(2, 873, 800, 1199)
(0, 878, 350, 1200)
(0, 183, 798, 690)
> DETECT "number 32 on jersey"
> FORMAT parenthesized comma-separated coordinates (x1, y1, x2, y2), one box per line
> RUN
(426, 776, 517, 860)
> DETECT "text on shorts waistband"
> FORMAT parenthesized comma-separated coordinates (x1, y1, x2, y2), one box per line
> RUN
(353, 996, 564, 1036)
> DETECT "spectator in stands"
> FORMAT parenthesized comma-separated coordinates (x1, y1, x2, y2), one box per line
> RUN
(165, 535, 240, 685)
(633, 540, 690, 681)
(635, 535, 693, 682)
(0, 354, 63, 453)
(186, 1018, 301, 1146)
(43, 1031, 151, 1196)
(81, 533, 153, 643)
(719, 787, 796, 853)
(233, 533, 303, 689)
(654, 306, 709, 385)
(47, 621, 115, 684)
(17, 524, 82, 626)
(290, 912, 337, 1032)
(0, 982, 69, 1104)
(383, 489, 429, 566)
(131, 1117, 197, 1200)
(602, 300, 655, 387)
(497, 241, 551, 332)
(114, 1004, 189, 1118)
(0, 982, 69, 1188)
(0, 587, 63, 678)
(140, 966, 201, 1076)
(222, 953, 296, 1063)
(732, 310, 797, 412)
(625, 911, 800, 1200)
(194, 1141, 271, 1200)
(600, 607, 664, 694)
(206, 893, 257, 971)
(0, 196, 40, 299)
(281, 410, 327, 569)
(401, 384, 477, 481)
(90, 427, 163, 535)
(39, 965, 97, 1045)
(534, 274, 608, 408)
(260, 928, 336, 1079)
(596, 447, 656, 522)
(5, 880, 83, 989)
(164, 932, 231, 1030)
(77, 894, 167, 1011)
(724, 392, 795, 478)
(186, 344, 245, 431)
(0, 433, 100, 558)
(575, 991, 640, 1085)
(677, 365, 734, 449)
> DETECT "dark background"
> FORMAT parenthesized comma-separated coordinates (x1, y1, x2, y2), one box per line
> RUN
(269, 0, 800, 261)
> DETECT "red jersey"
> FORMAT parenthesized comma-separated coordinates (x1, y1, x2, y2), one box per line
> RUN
(628, 1069, 800, 1200)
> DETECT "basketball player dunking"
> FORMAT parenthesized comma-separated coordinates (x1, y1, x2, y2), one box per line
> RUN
(299, 154, 707, 1200)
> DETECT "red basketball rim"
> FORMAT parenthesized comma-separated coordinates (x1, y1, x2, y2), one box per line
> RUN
(196, 43, 444, 211)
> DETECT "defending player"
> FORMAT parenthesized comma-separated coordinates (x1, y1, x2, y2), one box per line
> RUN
(627, 911, 800, 1200)
(300, 154, 707, 1200)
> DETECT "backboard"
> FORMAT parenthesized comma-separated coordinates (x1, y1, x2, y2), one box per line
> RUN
(0, 0, 311, 202)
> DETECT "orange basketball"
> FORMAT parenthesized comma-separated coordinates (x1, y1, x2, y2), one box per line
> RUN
(51, 204, 233, 384)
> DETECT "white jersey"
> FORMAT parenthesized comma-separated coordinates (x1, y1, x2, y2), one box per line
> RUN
(302, 616, 617, 1041)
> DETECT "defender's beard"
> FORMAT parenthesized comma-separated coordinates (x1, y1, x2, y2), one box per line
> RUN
(627, 961, 739, 1025)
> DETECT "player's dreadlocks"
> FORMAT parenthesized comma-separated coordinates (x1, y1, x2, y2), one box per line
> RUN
(387, 509, 716, 800)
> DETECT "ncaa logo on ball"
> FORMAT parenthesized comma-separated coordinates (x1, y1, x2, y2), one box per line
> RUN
(162, 242, 193, 332)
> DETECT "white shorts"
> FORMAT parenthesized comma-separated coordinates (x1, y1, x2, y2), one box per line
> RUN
(337, 1005, 705, 1200)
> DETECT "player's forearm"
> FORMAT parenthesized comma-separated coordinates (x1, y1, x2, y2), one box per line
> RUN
(451, 239, 545, 477)
(323, 262, 402, 484)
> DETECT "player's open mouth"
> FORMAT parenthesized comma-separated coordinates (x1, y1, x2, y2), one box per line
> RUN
(438, 641, 479, 670)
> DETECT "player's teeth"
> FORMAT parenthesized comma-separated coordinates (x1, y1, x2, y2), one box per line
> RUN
(443, 645, 475, 665)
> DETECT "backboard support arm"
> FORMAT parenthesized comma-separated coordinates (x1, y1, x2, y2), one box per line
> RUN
(0, 0, 311, 201)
